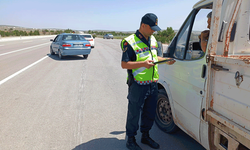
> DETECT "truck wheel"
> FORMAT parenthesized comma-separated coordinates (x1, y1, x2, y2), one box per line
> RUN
(155, 89, 179, 133)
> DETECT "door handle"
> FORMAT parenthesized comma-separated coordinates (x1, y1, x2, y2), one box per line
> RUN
(201, 64, 206, 78)
(211, 64, 229, 71)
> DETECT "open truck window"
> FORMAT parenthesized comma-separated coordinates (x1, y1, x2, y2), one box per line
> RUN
(172, 4, 213, 61)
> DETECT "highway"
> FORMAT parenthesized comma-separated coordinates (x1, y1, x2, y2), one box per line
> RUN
(0, 37, 205, 150)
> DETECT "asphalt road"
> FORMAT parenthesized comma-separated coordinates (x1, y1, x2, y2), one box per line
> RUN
(0, 37, 205, 150)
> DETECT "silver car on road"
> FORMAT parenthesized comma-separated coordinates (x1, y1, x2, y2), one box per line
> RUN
(103, 34, 113, 39)
(50, 33, 91, 59)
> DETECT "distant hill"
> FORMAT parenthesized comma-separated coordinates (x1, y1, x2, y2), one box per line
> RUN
(0, 25, 135, 33)
(0, 25, 65, 31)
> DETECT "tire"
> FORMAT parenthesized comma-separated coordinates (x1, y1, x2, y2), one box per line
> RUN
(83, 55, 88, 59)
(50, 46, 55, 55)
(155, 89, 179, 133)
(58, 50, 63, 59)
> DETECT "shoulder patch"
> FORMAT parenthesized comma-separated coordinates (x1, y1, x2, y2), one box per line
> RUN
(124, 42, 128, 46)
(139, 34, 143, 39)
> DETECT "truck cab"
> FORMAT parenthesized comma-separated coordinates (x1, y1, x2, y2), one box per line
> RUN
(155, 0, 250, 149)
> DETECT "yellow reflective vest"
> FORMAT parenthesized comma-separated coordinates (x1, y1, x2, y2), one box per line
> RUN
(121, 34, 159, 85)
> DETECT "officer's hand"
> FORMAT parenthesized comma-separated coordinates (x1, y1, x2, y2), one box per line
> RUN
(144, 60, 155, 69)
(166, 59, 176, 65)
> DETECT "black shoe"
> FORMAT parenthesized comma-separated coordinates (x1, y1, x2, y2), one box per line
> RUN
(126, 136, 142, 150)
(141, 132, 160, 149)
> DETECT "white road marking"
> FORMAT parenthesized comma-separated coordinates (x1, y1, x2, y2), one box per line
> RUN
(0, 42, 50, 57)
(0, 45, 4, 46)
(22, 40, 33, 43)
(0, 55, 49, 86)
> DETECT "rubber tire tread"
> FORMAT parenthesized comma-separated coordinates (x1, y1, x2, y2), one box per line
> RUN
(155, 89, 179, 134)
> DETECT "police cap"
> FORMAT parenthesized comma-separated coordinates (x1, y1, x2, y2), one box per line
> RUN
(141, 13, 161, 31)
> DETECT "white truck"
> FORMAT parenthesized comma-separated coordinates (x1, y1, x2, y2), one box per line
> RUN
(155, 0, 250, 149)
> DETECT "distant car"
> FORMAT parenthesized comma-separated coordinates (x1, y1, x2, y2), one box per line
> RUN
(82, 34, 95, 48)
(103, 34, 113, 39)
(50, 33, 91, 59)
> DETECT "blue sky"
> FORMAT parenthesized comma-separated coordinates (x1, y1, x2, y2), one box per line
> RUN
(0, 0, 200, 31)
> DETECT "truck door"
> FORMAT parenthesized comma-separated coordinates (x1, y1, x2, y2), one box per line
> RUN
(166, 8, 212, 141)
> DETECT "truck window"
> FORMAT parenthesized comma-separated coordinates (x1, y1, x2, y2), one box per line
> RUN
(170, 4, 213, 60)
(173, 14, 193, 60)
(186, 9, 213, 60)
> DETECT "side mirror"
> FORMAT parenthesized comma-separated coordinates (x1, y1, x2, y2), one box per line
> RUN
(50, 39, 54, 42)
(185, 50, 205, 60)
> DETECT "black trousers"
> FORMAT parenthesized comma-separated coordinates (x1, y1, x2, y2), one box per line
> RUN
(126, 81, 158, 137)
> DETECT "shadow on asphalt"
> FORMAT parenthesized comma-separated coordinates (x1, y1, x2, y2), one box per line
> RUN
(72, 131, 126, 150)
(72, 126, 206, 150)
(47, 54, 87, 61)
(72, 137, 126, 150)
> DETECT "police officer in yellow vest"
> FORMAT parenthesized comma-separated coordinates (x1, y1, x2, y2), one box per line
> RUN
(121, 13, 175, 150)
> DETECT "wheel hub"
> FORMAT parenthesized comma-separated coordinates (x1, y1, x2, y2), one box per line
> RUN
(157, 98, 172, 124)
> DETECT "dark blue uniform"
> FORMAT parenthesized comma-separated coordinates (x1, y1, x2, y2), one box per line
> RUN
(121, 30, 161, 137)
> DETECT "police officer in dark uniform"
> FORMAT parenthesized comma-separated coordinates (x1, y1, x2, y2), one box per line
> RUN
(121, 13, 175, 150)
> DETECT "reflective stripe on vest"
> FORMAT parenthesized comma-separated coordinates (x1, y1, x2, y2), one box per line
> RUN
(132, 67, 146, 77)
(131, 41, 143, 46)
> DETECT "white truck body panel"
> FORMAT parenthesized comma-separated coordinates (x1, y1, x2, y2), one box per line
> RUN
(157, 0, 250, 149)
(158, 57, 206, 141)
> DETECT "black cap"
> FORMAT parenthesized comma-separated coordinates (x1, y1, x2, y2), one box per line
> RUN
(141, 13, 161, 31)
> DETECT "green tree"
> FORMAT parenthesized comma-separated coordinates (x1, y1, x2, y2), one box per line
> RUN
(0, 30, 5, 37)
(64, 29, 73, 33)
(33, 30, 40, 35)
(13, 30, 20, 36)
(50, 30, 54, 34)
(165, 27, 175, 43)
(29, 31, 33, 36)
(154, 27, 175, 44)
(20, 31, 28, 36)
(5, 32, 10, 36)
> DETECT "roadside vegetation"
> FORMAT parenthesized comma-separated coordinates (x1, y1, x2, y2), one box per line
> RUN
(0, 28, 75, 37)
(87, 27, 176, 44)
(154, 27, 175, 44)
(0, 27, 176, 44)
